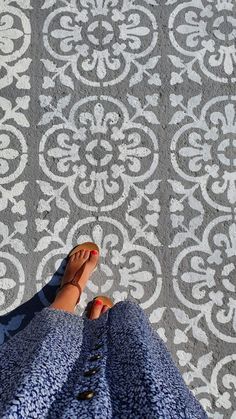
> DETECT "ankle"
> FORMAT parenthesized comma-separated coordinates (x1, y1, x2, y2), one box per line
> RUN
(49, 284, 81, 313)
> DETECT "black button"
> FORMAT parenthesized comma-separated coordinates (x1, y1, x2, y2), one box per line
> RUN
(84, 367, 100, 377)
(93, 344, 103, 350)
(76, 390, 96, 400)
(89, 354, 102, 361)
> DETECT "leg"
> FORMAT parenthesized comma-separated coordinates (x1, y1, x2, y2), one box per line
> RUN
(49, 284, 80, 314)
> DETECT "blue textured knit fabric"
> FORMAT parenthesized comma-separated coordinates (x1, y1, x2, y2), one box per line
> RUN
(0, 300, 207, 418)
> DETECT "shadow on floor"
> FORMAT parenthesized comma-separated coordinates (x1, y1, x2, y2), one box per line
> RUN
(0, 257, 92, 346)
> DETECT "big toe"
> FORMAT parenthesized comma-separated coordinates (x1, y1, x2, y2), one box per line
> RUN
(89, 299, 103, 319)
(88, 249, 99, 267)
(88, 299, 109, 320)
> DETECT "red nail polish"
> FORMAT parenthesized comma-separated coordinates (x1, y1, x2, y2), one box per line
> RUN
(95, 299, 102, 305)
(91, 250, 98, 254)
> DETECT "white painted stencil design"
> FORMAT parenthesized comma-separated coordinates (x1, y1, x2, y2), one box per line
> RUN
(0, 0, 235, 416)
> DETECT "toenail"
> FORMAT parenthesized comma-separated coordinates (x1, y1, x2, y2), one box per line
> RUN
(91, 250, 98, 254)
(95, 299, 102, 305)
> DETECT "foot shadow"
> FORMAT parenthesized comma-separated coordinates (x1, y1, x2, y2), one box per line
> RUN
(0, 256, 92, 346)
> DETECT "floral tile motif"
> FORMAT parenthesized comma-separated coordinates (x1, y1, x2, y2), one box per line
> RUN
(168, 0, 236, 84)
(169, 95, 236, 210)
(0, 0, 236, 416)
(41, 0, 161, 88)
(38, 94, 159, 209)
(0, 0, 31, 314)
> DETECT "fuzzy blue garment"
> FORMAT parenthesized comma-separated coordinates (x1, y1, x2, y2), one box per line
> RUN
(0, 300, 207, 418)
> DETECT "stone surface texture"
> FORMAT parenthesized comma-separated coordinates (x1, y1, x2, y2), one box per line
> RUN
(0, 0, 236, 417)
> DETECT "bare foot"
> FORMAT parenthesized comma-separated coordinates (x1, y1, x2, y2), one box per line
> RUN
(87, 299, 110, 320)
(52, 249, 113, 316)
(60, 249, 99, 294)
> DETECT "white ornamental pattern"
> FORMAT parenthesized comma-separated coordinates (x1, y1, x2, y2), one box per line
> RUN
(0, 0, 235, 416)
(0, 0, 31, 316)
(173, 217, 236, 343)
(170, 95, 236, 211)
(38, 94, 159, 211)
(0, 0, 31, 90)
(41, 0, 161, 88)
(168, 0, 236, 84)
(35, 218, 162, 309)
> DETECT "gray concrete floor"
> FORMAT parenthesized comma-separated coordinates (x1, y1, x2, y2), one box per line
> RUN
(0, 0, 236, 417)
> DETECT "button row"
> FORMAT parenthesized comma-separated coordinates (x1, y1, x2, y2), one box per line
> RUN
(76, 335, 104, 401)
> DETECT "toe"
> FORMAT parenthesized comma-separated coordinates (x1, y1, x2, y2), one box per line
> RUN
(71, 254, 76, 262)
(101, 305, 109, 314)
(89, 249, 99, 265)
(83, 250, 90, 260)
(74, 250, 80, 260)
(89, 299, 103, 320)
(79, 250, 85, 259)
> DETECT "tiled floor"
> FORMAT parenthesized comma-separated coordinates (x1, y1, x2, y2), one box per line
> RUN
(0, 0, 236, 416)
